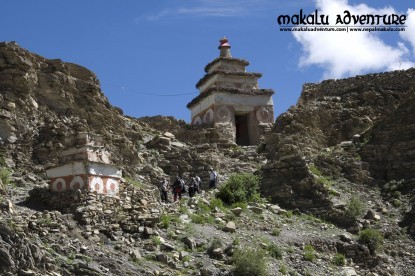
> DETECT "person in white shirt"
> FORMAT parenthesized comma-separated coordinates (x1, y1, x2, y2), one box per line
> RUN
(209, 169, 218, 189)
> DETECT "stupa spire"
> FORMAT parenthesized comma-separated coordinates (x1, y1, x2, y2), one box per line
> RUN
(218, 36, 231, 57)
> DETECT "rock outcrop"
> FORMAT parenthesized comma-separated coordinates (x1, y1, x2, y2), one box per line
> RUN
(261, 69, 415, 220)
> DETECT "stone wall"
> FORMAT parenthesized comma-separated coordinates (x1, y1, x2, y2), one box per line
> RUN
(29, 181, 161, 241)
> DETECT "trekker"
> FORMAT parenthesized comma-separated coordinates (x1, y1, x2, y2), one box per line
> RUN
(209, 169, 218, 189)
(172, 176, 184, 202)
(159, 178, 169, 202)
(187, 174, 198, 197)
(195, 174, 202, 194)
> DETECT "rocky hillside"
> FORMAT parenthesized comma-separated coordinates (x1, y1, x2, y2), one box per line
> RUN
(0, 42, 415, 275)
(260, 69, 415, 272)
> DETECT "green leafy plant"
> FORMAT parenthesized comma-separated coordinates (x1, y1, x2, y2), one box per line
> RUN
(391, 199, 402, 207)
(191, 213, 214, 224)
(267, 243, 283, 260)
(151, 236, 162, 246)
(159, 213, 172, 229)
(216, 173, 262, 205)
(391, 191, 401, 199)
(345, 196, 364, 219)
(179, 204, 189, 215)
(209, 198, 226, 211)
(333, 253, 346, 266)
(0, 167, 11, 186)
(303, 244, 316, 262)
(271, 227, 281, 236)
(359, 228, 384, 252)
(232, 247, 267, 276)
(230, 201, 248, 209)
(279, 263, 288, 275)
(283, 210, 293, 218)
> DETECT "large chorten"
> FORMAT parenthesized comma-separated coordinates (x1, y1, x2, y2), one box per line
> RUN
(187, 37, 274, 145)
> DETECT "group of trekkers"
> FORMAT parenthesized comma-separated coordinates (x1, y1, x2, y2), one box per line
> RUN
(158, 169, 218, 202)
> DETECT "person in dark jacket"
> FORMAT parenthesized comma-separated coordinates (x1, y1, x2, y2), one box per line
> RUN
(172, 176, 183, 202)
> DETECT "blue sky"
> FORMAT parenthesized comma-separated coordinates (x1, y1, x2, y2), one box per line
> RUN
(1, 0, 414, 122)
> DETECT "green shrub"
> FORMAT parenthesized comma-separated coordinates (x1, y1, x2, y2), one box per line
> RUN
(216, 173, 261, 205)
(333, 253, 346, 266)
(303, 244, 316, 262)
(197, 202, 211, 212)
(232, 247, 267, 276)
(191, 214, 214, 224)
(159, 213, 172, 229)
(230, 201, 248, 209)
(359, 228, 384, 252)
(391, 199, 401, 207)
(309, 164, 322, 176)
(179, 205, 189, 215)
(283, 210, 293, 218)
(345, 196, 364, 219)
(271, 228, 281, 236)
(0, 167, 11, 185)
(151, 236, 162, 246)
(279, 263, 288, 275)
(391, 191, 401, 199)
(209, 198, 225, 211)
(267, 243, 283, 259)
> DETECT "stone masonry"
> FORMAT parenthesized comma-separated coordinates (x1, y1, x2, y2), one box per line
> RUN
(187, 37, 274, 145)
(46, 133, 122, 196)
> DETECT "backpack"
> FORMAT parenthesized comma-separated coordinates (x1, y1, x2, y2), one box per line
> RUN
(196, 176, 202, 186)
(180, 179, 186, 193)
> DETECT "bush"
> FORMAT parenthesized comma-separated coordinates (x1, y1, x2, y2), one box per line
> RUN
(191, 213, 214, 224)
(151, 236, 162, 246)
(333, 253, 346, 266)
(345, 196, 364, 219)
(217, 173, 261, 205)
(279, 263, 288, 275)
(359, 228, 384, 252)
(267, 243, 283, 259)
(271, 228, 281, 236)
(232, 247, 267, 276)
(159, 213, 172, 229)
(230, 201, 248, 209)
(209, 198, 225, 211)
(0, 167, 11, 185)
(391, 199, 402, 207)
(303, 244, 316, 262)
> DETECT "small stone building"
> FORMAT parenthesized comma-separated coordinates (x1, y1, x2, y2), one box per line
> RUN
(187, 37, 274, 145)
(46, 133, 121, 196)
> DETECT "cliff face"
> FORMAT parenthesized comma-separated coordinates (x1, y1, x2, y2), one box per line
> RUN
(261, 69, 415, 221)
(0, 42, 145, 175)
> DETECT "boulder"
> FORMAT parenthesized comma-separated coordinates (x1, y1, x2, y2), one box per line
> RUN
(223, 221, 236, 233)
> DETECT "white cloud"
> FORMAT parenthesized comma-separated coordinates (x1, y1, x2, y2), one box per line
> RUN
(292, 0, 415, 79)
(177, 7, 245, 17)
(136, 1, 250, 21)
(400, 9, 415, 55)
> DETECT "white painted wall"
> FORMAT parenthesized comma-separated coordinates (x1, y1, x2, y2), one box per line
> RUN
(46, 161, 122, 178)
(46, 162, 87, 178)
(190, 92, 273, 121)
(88, 163, 122, 178)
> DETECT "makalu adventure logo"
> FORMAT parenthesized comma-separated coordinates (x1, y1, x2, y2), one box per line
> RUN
(278, 9, 407, 32)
